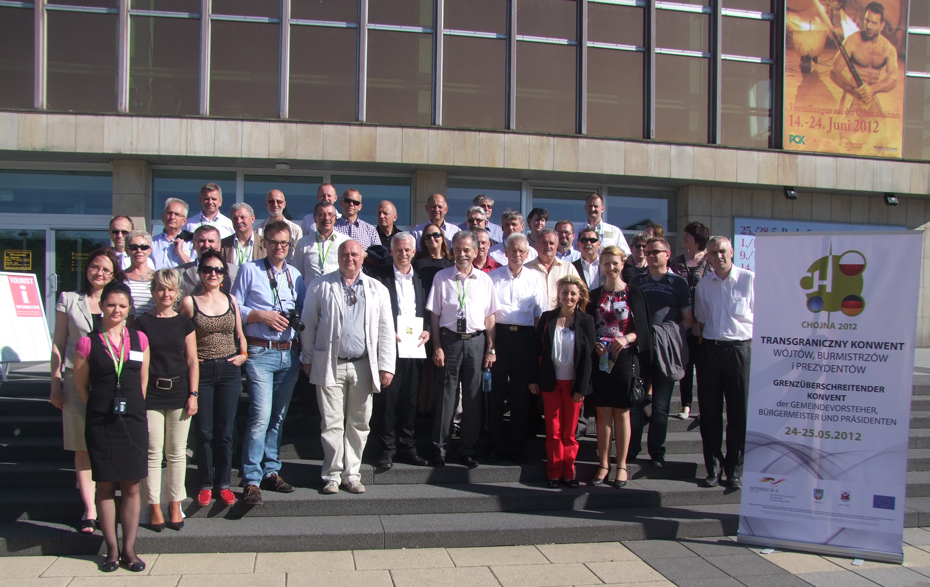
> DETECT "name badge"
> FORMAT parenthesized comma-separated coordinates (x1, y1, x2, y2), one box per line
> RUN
(456, 317, 467, 333)
(128, 350, 144, 363)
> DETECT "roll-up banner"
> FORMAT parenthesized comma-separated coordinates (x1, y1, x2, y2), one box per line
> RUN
(737, 231, 921, 563)
(784, 0, 908, 157)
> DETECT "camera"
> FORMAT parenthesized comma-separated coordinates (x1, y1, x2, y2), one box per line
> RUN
(280, 308, 305, 332)
(112, 396, 127, 415)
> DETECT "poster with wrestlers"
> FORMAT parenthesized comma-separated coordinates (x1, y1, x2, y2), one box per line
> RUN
(737, 231, 920, 563)
(784, 0, 908, 157)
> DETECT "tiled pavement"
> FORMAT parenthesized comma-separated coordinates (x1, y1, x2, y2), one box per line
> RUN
(6, 530, 930, 587)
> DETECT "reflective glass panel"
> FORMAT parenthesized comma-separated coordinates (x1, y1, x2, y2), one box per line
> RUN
(290, 26, 357, 122)
(516, 42, 577, 134)
(47, 12, 119, 112)
(331, 176, 412, 227)
(588, 4, 643, 46)
(518, 0, 576, 40)
(131, 0, 199, 12)
(445, 179, 521, 227)
(904, 77, 930, 159)
(655, 55, 708, 143)
(129, 16, 200, 116)
(445, 0, 506, 34)
(913, 3, 930, 28)
(656, 10, 708, 53)
(210, 21, 279, 118)
(606, 189, 674, 233)
(151, 170, 236, 219)
(721, 61, 771, 149)
(367, 31, 432, 126)
(0, 229, 47, 306)
(587, 48, 644, 139)
(0, 8, 34, 109)
(909, 34, 930, 73)
(369, 0, 432, 27)
(722, 16, 771, 57)
(530, 189, 591, 231)
(55, 229, 113, 299)
(212, 0, 279, 18)
(243, 175, 324, 221)
(0, 170, 112, 215)
(723, 0, 772, 10)
(50, 0, 118, 8)
(291, 0, 357, 22)
(443, 37, 507, 130)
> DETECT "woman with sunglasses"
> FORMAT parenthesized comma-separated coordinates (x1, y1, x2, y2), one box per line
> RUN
(180, 250, 247, 507)
(413, 227, 453, 417)
(124, 230, 156, 317)
(50, 247, 124, 535)
(72, 281, 150, 572)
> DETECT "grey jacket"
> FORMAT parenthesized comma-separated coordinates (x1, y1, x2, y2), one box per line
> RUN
(651, 320, 689, 381)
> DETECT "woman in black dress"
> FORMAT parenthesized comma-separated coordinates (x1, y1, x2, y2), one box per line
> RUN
(73, 281, 150, 572)
(135, 269, 198, 531)
(412, 226, 453, 416)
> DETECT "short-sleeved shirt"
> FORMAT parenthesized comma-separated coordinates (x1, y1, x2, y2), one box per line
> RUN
(630, 270, 691, 325)
(427, 266, 498, 333)
(135, 313, 196, 409)
(75, 329, 150, 360)
(489, 265, 547, 327)
(694, 266, 754, 341)
(293, 231, 350, 283)
(334, 217, 381, 250)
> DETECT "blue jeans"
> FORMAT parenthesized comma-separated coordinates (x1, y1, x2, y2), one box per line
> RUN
(629, 371, 675, 461)
(241, 346, 301, 486)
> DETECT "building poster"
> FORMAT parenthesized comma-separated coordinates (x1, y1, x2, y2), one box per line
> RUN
(737, 231, 920, 563)
(784, 0, 908, 157)
(0, 272, 51, 363)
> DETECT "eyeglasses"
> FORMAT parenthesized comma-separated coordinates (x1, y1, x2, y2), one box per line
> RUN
(200, 266, 226, 275)
(425, 233, 444, 240)
(265, 239, 290, 249)
(110, 230, 129, 236)
(127, 244, 151, 252)
(645, 249, 668, 256)
(87, 265, 113, 275)
(343, 198, 361, 206)
(344, 287, 357, 306)
(579, 238, 599, 244)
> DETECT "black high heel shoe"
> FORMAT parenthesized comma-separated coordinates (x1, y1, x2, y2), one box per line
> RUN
(149, 522, 165, 532)
(612, 466, 629, 488)
(589, 466, 610, 486)
(120, 554, 146, 572)
(166, 519, 184, 531)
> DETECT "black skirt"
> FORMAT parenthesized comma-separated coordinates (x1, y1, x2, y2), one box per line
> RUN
(85, 409, 148, 483)
(589, 347, 634, 409)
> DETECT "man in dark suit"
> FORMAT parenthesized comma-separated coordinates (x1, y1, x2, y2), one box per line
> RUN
(371, 232, 431, 469)
(572, 227, 602, 291)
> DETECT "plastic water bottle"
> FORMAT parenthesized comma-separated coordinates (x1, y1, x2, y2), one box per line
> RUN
(599, 354, 609, 372)
(599, 338, 611, 371)
(482, 368, 493, 392)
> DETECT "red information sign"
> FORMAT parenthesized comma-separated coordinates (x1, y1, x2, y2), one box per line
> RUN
(8, 275, 42, 318)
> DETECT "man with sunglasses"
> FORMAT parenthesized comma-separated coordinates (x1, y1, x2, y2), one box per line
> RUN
(572, 227, 602, 290)
(179, 226, 235, 297)
(628, 237, 693, 469)
(109, 215, 154, 271)
(300, 240, 396, 495)
(332, 188, 380, 250)
(232, 221, 307, 505)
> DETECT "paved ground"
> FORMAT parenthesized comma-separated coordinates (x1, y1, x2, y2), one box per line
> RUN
(5, 530, 930, 586)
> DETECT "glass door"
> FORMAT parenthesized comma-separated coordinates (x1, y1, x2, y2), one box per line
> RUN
(53, 229, 112, 299)
(0, 229, 47, 302)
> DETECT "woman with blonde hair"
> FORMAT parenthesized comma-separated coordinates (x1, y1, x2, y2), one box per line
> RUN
(135, 268, 198, 531)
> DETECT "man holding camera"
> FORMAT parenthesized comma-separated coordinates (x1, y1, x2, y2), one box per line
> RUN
(231, 220, 307, 505)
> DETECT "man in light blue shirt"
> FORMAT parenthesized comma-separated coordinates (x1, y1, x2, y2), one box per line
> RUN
(231, 220, 306, 506)
(151, 198, 194, 269)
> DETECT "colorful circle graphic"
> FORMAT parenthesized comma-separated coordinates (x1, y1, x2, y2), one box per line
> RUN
(841, 294, 864, 317)
(838, 251, 866, 277)
(807, 296, 824, 312)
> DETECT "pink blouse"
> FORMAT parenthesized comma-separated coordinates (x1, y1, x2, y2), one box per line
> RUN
(75, 330, 149, 360)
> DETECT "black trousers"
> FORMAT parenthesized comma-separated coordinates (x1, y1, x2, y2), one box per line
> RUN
(433, 330, 484, 458)
(376, 357, 424, 454)
(697, 340, 751, 479)
(489, 325, 535, 454)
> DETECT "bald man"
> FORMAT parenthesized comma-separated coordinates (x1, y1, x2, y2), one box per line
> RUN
(410, 193, 459, 250)
(255, 189, 303, 261)
(376, 200, 401, 248)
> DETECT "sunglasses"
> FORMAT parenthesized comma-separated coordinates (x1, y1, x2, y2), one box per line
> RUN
(127, 244, 151, 252)
(345, 287, 357, 306)
(425, 233, 444, 240)
(645, 249, 668, 256)
(579, 238, 599, 244)
(110, 230, 130, 236)
(343, 198, 361, 206)
(200, 266, 226, 275)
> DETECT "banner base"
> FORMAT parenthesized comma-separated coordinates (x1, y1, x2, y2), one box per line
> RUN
(737, 534, 903, 565)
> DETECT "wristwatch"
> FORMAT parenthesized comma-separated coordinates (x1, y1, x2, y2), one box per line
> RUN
(486, 349, 496, 355)
(189, 391, 199, 397)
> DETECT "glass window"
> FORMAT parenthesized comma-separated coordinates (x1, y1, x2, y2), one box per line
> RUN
(243, 175, 324, 221)
(151, 170, 236, 219)
(290, 27, 357, 122)
(516, 42, 577, 134)
(367, 31, 432, 126)
(606, 189, 674, 233)
(721, 61, 771, 149)
(0, 171, 113, 215)
(518, 0, 577, 40)
(47, 12, 119, 113)
(330, 175, 412, 227)
(904, 78, 930, 160)
(445, 0, 506, 34)
(656, 10, 708, 53)
(131, 0, 200, 11)
(654, 55, 708, 143)
(212, 0, 279, 18)
(529, 188, 591, 231)
(723, 0, 772, 10)
(587, 48, 644, 139)
(0, 8, 34, 110)
(291, 0, 357, 22)
(129, 16, 200, 116)
(446, 179, 521, 227)
(210, 21, 279, 118)
(369, 0, 432, 27)
(588, 4, 643, 46)
(722, 17, 771, 57)
(913, 3, 930, 28)
(443, 37, 507, 130)
(52, 0, 118, 8)
(909, 34, 930, 73)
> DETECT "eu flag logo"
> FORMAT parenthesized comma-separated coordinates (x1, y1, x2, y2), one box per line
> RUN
(873, 495, 896, 510)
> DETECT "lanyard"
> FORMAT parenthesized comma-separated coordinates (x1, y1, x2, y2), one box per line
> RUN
(456, 274, 471, 311)
(317, 233, 336, 270)
(102, 329, 126, 389)
(235, 237, 251, 266)
(264, 259, 295, 311)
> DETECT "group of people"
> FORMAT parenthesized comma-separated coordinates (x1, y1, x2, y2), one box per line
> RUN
(50, 182, 754, 571)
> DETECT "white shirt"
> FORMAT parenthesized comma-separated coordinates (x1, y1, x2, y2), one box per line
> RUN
(579, 257, 602, 290)
(293, 230, 350, 283)
(578, 220, 631, 257)
(183, 211, 235, 239)
(694, 265, 754, 341)
(488, 265, 547, 327)
(552, 325, 576, 380)
(427, 266, 498, 333)
(393, 265, 418, 318)
(488, 242, 538, 266)
(411, 221, 460, 250)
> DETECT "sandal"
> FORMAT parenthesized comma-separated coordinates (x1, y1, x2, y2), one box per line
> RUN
(547, 479, 560, 488)
(78, 519, 96, 534)
(590, 466, 610, 486)
(612, 467, 629, 489)
(567, 479, 580, 488)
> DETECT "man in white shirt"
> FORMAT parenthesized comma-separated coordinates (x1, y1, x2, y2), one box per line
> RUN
(151, 198, 195, 269)
(577, 193, 630, 256)
(487, 233, 547, 462)
(572, 227, 602, 290)
(301, 183, 341, 234)
(525, 229, 580, 310)
(183, 183, 235, 239)
(554, 220, 581, 263)
(411, 193, 459, 249)
(221, 203, 265, 270)
(293, 202, 350, 283)
(255, 189, 303, 260)
(488, 210, 538, 266)
(694, 236, 753, 490)
(110, 215, 154, 271)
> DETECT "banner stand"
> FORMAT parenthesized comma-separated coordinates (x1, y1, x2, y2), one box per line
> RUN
(738, 535, 902, 564)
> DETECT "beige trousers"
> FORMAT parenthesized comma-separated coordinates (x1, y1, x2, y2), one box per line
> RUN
(145, 408, 191, 504)
(317, 360, 374, 484)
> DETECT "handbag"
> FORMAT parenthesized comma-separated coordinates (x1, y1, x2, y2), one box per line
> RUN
(628, 352, 646, 407)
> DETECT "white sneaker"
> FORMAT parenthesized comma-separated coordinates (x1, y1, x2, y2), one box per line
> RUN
(677, 408, 691, 420)
(342, 480, 366, 494)
(321, 480, 339, 494)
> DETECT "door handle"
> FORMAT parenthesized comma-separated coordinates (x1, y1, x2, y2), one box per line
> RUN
(48, 273, 59, 294)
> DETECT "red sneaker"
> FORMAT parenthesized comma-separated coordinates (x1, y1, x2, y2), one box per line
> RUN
(217, 488, 236, 506)
(196, 489, 212, 507)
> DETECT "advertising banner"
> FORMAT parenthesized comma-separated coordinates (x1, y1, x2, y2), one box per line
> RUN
(737, 231, 920, 563)
(784, 0, 908, 157)
(0, 272, 51, 363)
